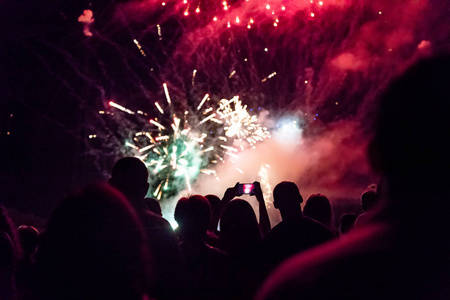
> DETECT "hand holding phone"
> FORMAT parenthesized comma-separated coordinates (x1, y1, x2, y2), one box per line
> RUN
(238, 183, 255, 196)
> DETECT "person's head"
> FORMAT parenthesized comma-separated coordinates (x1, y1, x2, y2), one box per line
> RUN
(339, 213, 358, 235)
(205, 194, 221, 211)
(142, 197, 162, 216)
(17, 225, 39, 258)
(273, 181, 303, 213)
(360, 190, 378, 212)
(369, 55, 450, 198)
(220, 199, 261, 255)
(174, 195, 211, 243)
(108, 157, 149, 202)
(303, 194, 333, 227)
(34, 183, 151, 300)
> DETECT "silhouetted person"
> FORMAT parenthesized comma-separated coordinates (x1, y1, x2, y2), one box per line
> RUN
(303, 193, 333, 229)
(257, 55, 450, 300)
(204, 194, 221, 248)
(206, 194, 221, 212)
(33, 184, 151, 300)
(210, 182, 271, 238)
(0, 206, 20, 300)
(220, 199, 266, 299)
(339, 213, 358, 235)
(109, 157, 185, 300)
(15, 225, 39, 299)
(174, 195, 232, 300)
(262, 182, 334, 273)
(143, 197, 162, 216)
(354, 189, 379, 227)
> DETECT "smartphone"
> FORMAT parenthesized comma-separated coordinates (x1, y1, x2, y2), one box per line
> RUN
(238, 183, 255, 195)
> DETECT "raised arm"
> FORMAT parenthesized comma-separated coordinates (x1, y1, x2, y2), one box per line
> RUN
(253, 181, 271, 236)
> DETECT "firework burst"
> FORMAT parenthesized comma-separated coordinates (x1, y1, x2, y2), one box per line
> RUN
(106, 85, 270, 200)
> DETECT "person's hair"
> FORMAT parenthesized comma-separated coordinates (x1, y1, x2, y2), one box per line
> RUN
(142, 198, 162, 216)
(369, 55, 450, 195)
(17, 225, 39, 258)
(360, 190, 378, 212)
(205, 194, 221, 211)
(109, 157, 149, 199)
(34, 183, 152, 300)
(273, 181, 303, 209)
(174, 195, 211, 242)
(339, 213, 358, 234)
(220, 199, 262, 255)
(303, 194, 333, 227)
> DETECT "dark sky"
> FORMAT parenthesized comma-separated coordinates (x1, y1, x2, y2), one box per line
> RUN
(1, 0, 449, 218)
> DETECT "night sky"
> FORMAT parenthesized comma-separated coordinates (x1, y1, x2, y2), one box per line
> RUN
(1, 0, 449, 221)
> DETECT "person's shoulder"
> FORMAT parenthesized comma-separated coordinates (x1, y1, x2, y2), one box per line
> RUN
(301, 216, 334, 235)
(263, 221, 286, 240)
(256, 222, 391, 300)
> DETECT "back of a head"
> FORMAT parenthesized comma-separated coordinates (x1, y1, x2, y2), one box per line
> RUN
(360, 190, 378, 212)
(17, 225, 39, 257)
(109, 157, 149, 201)
(220, 199, 261, 254)
(205, 194, 221, 211)
(34, 183, 151, 300)
(174, 195, 211, 242)
(303, 194, 332, 227)
(142, 197, 162, 216)
(339, 213, 358, 234)
(273, 181, 303, 211)
(370, 55, 450, 197)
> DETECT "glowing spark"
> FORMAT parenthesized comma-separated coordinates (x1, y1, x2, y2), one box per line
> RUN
(155, 102, 164, 114)
(192, 69, 197, 86)
(133, 39, 146, 56)
(155, 135, 170, 141)
(261, 71, 277, 82)
(229, 70, 236, 78)
(150, 119, 166, 130)
(203, 107, 213, 114)
(109, 101, 135, 114)
(139, 144, 154, 153)
(200, 169, 216, 175)
(199, 113, 216, 124)
(220, 145, 238, 152)
(197, 94, 210, 111)
(125, 141, 139, 149)
(201, 146, 214, 153)
(163, 83, 171, 105)
(157, 24, 162, 39)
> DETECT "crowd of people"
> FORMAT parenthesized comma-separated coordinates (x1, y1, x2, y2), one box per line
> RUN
(1, 55, 449, 299)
